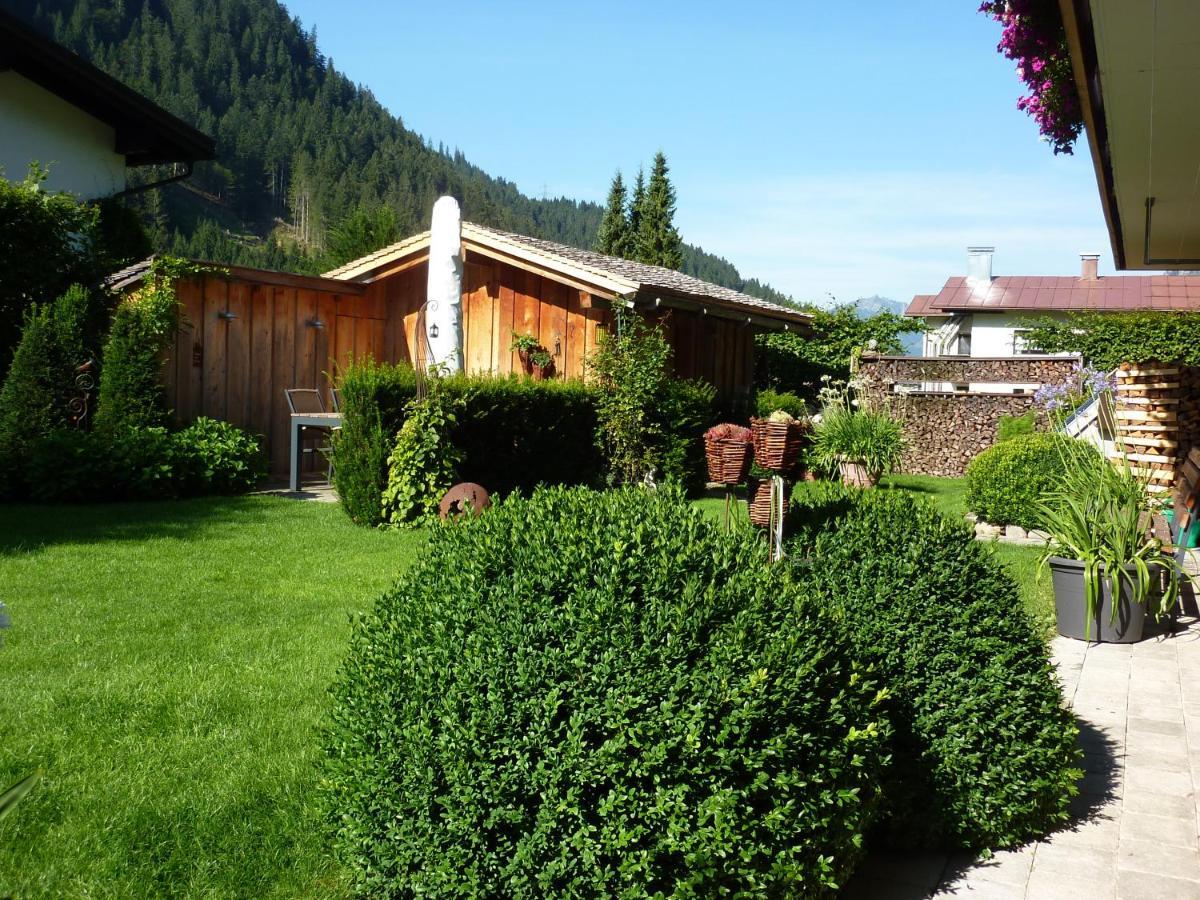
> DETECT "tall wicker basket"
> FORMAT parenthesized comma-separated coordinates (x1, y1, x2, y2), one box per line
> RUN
(750, 418, 807, 473)
(704, 436, 753, 485)
(747, 476, 792, 528)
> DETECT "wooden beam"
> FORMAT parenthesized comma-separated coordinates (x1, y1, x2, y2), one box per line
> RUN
(362, 253, 429, 284)
(463, 242, 623, 302)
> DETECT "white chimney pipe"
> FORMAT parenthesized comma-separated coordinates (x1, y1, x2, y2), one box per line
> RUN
(967, 246, 994, 285)
(425, 196, 463, 374)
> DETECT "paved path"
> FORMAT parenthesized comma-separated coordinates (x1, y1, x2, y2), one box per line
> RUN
(846, 615, 1200, 899)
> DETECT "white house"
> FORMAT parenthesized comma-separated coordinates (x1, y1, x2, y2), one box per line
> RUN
(0, 10, 213, 199)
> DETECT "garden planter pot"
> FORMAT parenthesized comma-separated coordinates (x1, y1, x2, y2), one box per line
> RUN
(517, 349, 532, 373)
(750, 418, 807, 473)
(840, 461, 878, 488)
(1048, 556, 1147, 643)
(530, 362, 553, 381)
(704, 437, 753, 485)
(747, 477, 792, 528)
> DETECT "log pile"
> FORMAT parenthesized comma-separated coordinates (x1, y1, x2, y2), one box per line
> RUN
(1113, 362, 1182, 494)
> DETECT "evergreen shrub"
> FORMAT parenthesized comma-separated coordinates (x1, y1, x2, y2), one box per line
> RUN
(173, 417, 267, 495)
(996, 410, 1038, 442)
(787, 488, 1081, 849)
(324, 486, 891, 896)
(965, 433, 1096, 529)
(755, 387, 808, 420)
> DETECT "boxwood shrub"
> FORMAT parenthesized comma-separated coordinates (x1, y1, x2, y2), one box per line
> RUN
(324, 486, 891, 896)
(787, 488, 1081, 850)
(965, 432, 1098, 529)
(330, 362, 715, 526)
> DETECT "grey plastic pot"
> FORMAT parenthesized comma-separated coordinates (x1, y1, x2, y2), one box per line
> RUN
(1048, 556, 1147, 643)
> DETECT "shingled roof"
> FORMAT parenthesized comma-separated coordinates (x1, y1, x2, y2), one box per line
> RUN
(324, 222, 811, 329)
(906, 275, 1200, 317)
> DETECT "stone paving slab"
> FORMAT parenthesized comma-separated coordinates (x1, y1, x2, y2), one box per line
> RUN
(845, 616, 1200, 899)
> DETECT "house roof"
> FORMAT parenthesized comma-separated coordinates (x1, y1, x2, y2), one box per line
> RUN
(104, 257, 365, 296)
(323, 221, 812, 329)
(905, 275, 1200, 317)
(0, 10, 215, 167)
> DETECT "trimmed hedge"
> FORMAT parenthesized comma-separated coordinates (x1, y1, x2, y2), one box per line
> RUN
(787, 488, 1081, 849)
(330, 362, 714, 526)
(323, 486, 891, 896)
(965, 433, 1097, 529)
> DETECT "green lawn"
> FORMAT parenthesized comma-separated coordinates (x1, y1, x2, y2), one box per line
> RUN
(0, 497, 423, 898)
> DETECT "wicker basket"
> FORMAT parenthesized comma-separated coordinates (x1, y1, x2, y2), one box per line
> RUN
(750, 418, 807, 473)
(704, 436, 753, 485)
(747, 476, 792, 528)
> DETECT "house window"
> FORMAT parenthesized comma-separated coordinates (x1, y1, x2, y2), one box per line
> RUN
(955, 332, 972, 356)
(1013, 330, 1043, 355)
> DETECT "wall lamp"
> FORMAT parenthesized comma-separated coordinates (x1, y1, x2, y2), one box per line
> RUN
(306, 318, 325, 329)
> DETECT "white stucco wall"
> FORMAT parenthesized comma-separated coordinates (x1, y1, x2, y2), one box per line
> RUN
(0, 71, 126, 199)
(919, 311, 1074, 358)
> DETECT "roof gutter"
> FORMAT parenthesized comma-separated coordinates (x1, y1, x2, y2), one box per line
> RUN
(1060, 0, 1126, 269)
(109, 161, 194, 199)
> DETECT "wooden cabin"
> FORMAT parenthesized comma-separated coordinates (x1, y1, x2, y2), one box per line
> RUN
(107, 224, 810, 473)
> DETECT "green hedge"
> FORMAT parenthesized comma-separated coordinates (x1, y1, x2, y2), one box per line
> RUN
(787, 488, 1080, 849)
(965, 433, 1096, 529)
(323, 486, 891, 896)
(331, 362, 715, 526)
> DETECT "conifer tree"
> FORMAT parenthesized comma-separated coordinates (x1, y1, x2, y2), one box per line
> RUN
(636, 152, 683, 270)
(595, 171, 630, 258)
(627, 168, 646, 261)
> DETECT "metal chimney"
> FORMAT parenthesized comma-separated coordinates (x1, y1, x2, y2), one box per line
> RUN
(1080, 253, 1100, 281)
(967, 246, 994, 285)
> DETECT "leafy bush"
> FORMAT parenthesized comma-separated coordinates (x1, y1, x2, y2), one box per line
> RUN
(0, 285, 92, 497)
(587, 309, 672, 484)
(652, 377, 716, 492)
(787, 488, 1081, 849)
(329, 360, 418, 525)
(997, 410, 1037, 442)
(174, 417, 267, 495)
(324, 486, 891, 896)
(965, 433, 1098, 529)
(381, 386, 465, 526)
(1018, 310, 1200, 369)
(755, 387, 808, 420)
(810, 406, 905, 478)
(94, 259, 191, 433)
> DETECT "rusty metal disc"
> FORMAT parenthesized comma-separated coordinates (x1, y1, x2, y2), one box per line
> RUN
(439, 482, 491, 520)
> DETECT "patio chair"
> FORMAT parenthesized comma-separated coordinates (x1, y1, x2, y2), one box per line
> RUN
(329, 387, 342, 412)
(285, 389, 333, 481)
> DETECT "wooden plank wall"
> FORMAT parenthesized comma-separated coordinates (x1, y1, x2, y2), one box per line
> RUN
(168, 274, 384, 474)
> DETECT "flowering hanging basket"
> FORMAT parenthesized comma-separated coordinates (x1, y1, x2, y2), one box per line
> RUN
(704, 424, 753, 485)
(747, 476, 792, 528)
(750, 417, 808, 473)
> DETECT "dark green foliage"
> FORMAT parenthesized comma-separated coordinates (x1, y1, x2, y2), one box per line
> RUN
(755, 387, 809, 420)
(0, 169, 97, 370)
(1019, 311, 1200, 368)
(173, 417, 267, 495)
(323, 486, 891, 896)
(381, 386, 465, 526)
(94, 263, 186, 433)
(0, 285, 92, 498)
(965, 433, 1096, 529)
(324, 205, 401, 270)
(635, 152, 683, 269)
(595, 171, 632, 258)
(24, 420, 264, 503)
(757, 305, 924, 397)
(997, 410, 1038, 442)
(787, 488, 1081, 849)
(6, 3, 788, 304)
(330, 360, 418, 525)
(654, 377, 718, 493)
(330, 364, 603, 526)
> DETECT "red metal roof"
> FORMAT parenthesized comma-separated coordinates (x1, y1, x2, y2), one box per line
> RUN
(905, 275, 1200, 317)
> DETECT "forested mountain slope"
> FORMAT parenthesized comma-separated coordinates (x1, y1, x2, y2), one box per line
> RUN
(4, 0, 792, 303)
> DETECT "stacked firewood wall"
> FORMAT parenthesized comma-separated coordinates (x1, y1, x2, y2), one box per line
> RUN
(1113, 362, 1184, 494)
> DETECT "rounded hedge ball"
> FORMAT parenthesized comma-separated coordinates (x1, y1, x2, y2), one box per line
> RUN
(323, 486, 889, 897)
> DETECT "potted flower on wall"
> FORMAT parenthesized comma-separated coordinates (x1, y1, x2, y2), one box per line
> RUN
(1034, 365, 1183, 642)
(510, 332, 541, 373)
(809, 379, 904, 487)
(529, 348, 554, 381)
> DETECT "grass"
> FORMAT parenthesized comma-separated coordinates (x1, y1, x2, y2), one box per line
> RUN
(0, 496, 424, 898)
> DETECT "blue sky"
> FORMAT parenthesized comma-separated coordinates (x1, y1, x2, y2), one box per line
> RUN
(282, 0, 1113, 307)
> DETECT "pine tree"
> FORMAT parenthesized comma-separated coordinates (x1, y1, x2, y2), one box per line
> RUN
(636, 152, 683, 270)
(595, 171, 630, 258)
(627, 167, 645, 261)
